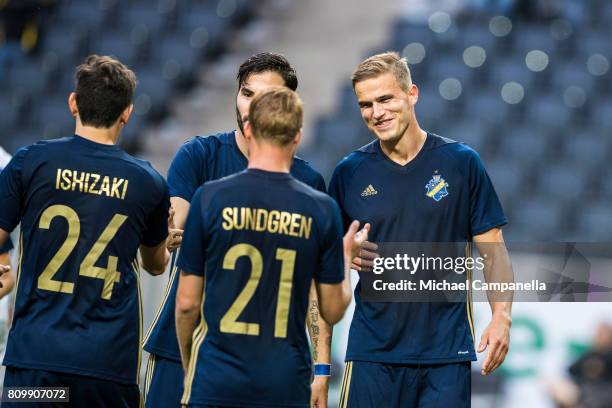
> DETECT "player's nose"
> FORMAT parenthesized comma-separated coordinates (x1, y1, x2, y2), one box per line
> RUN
(372, 102, 385, 119)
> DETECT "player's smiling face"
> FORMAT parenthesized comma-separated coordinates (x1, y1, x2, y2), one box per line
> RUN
(236, 71, 286, 133)
(355, 72, 416, 143)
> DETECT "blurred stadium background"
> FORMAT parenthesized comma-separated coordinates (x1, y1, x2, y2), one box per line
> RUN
(1, 0, 612, 407)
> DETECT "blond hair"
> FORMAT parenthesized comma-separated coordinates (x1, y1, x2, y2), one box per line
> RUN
(248, 87, 303, 146)
(351, 51, 412, 90)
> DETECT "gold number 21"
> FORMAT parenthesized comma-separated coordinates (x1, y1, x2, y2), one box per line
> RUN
(37, 204, 127, 300)
(220, 244, 296, 338)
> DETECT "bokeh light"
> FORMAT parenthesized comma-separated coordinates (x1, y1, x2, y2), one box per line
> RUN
(163, 59, 181, 81)
(217, 0, 237, 18)
(489, 16, 512, 37)
(190, 27, 209, 49)
(402, 42, 426, 64)
(587, 54, 610, 76)
(134, 94, 152, 116)
(439, 78, 462, 100)
(428, 11, 452, 33)
(463, 46, 487, 68)
(501, 82, 525, 104)
(525, 50, 549, 72)
(563, 86, 587, 108)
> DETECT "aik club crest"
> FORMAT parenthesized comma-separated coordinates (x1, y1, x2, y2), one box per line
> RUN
(425, 173, 449, 202)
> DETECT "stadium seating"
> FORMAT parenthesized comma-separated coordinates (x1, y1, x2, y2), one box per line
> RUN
(311, 3, 612, 241)
(0, 0, 258, 153)
(2, 1, 610, 241)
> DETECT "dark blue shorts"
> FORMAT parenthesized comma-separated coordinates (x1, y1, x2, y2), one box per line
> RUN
(2, 366, 141, 408)
(185, 405, 234, 408)
(339, 361, 471, 408)
(144, 354, 184, 408)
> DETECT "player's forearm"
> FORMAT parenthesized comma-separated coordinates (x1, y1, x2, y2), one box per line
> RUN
(0, 272, 14, 298)
(0, 229, 9, 248)
(140, 243, 170, 276)
(340, 250, 354, 306)
(479, 241, 513, 321)
(490, 302, 512, 328)
(0, 253, 13, 298)
(176, 273, 205, 369)
(307, 282, 333, 364)
(474, 229, 513, 319)
(170, 197, 190, 230)
(175, 301, 200, 370)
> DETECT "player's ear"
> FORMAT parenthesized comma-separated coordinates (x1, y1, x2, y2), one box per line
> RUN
(408, 83, 419, 105)
(293, 129, 303, 146)
(68, 93, 78, 117)
(119, 104, 134, 126)
(243, 120, 253, 141)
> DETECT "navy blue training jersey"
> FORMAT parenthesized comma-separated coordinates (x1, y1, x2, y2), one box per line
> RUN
(328, 133, 507, 364)
(0, 165, 14, 254)
(177, 169, 344, 407)
(143, 131, 326, 362)
(0, 135, 170, 384)
(0, 233, 12, 254)
(0, 238, 13, 254)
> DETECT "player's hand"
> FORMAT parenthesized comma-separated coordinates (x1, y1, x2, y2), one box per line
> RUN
(343, 221, 370, 260)
(0, 265, 10, 288)
(478, 311, 511, 375)
(167, 207, 183, 252)
(351, 240, 379, 272)
(310, 376, 329, 408)
(167, 228, 183, 252)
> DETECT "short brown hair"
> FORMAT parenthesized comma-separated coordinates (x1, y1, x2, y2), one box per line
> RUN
(248, 88, 303, 146)
(75, 54, 137, 128)
(351, 51, 412, 90)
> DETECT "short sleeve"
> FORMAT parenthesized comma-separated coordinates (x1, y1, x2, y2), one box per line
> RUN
(0, 237, 13, 254)
(0, 147, 28, 233)
(313, 173, 326, 193)
(315, 200, 344, 284)
(328, 166, 351, 232)
(167, 140, 206, 202)
(141, 179, 171, 247)
(468, 150, 507, 236)
(176, 187, 207, 276)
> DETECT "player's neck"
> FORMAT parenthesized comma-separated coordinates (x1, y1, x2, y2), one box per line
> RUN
(75, 122, 120, 146)
(234, 130, 249, 159)
(247, 143, 293, 173)
(379, 123, 427, 166)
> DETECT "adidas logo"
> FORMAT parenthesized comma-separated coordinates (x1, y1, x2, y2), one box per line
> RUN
(361, 184, 378, 197)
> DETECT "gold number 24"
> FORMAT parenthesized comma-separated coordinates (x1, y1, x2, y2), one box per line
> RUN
(37, 204, 127, 300)
(221, 243, 296, 338)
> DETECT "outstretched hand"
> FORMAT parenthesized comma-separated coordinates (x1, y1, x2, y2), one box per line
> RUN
(351, 239, 379, 272)
(167, 207, 184, 252)
(0, 265, 10, 288)
(343, 221, 370, 260)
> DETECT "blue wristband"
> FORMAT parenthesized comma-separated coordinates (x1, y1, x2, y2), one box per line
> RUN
(314, 363, 331, 376)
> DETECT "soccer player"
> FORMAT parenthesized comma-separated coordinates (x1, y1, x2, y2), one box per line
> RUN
(0, 148, 15, 298)
(0, 55, 170, 407)
(0, 242, 13, 297)
(329, 52, 513, 407)
(0, 239, 14, 363)
(175, 87, 366, 407)
(143, 53, 334, 408)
